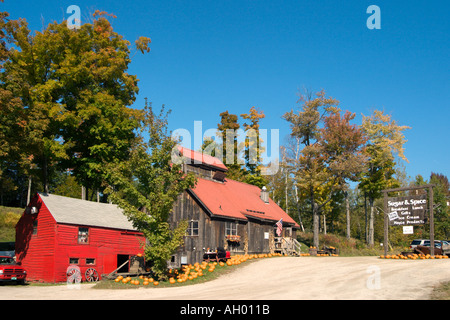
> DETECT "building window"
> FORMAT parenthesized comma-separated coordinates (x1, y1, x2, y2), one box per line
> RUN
(86, 258, 96, 265)
(225, 222, 237, 236)
(187, 220, 199, 236)
(32, 220, 38, 235)
(78, 227, 89, 244)
(69, 258, 79, 264)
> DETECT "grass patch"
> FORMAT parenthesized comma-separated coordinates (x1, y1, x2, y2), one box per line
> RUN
(430, 281, 450, 300)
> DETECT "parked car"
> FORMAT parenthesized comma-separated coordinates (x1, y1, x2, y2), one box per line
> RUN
(423, 240, 445, 248)
(0, 256, 27, 284)
(413, 240, 450, 257)
(409, 239, 427, 249)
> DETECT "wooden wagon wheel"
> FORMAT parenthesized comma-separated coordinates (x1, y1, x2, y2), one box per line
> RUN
(66, 265, 82, 284)
(85, 267, 99, 282)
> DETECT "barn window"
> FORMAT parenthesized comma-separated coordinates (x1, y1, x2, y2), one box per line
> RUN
(187, 220, 199, 236)
(78, 227, 89, 244)
(86, 258, 95, 265)
(69, 258, 79, 264)
(225, 222, 237, 236)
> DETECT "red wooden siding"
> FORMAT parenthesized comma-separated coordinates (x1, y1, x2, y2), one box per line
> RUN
(15, 195, 57, 282)
(52, 225, 144, 282)
(16, 194, 145, 283)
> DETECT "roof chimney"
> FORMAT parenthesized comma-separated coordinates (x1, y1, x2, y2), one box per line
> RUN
(260, 186, 269, 204)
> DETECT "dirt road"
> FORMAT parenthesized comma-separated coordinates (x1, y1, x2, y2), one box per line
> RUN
(1, 256, 449, 300)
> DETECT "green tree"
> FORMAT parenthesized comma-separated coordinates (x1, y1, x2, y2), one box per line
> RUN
(105, 104, 196, 280)
(240, 106, 268, 188)
(217, 111, 244, 181)
(430, 173, 449, 239)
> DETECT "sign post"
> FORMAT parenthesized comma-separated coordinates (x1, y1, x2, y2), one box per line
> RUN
(382, 184, 434, 257)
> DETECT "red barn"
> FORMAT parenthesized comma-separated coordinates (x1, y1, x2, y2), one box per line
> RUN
(15, 193, 144, 283)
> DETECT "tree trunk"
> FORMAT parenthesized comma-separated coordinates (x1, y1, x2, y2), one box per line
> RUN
(346, 192, 351, 239)
(27, 176, 32, 205)
(285, 172, 288, 214)
(368, 197, 375, 247)
(294, 185, 305, 232)
(42, 157, 49, 193)
(313, 202, 320, 248)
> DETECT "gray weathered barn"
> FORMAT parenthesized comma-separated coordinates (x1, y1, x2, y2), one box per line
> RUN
(168, 147, 300, 267)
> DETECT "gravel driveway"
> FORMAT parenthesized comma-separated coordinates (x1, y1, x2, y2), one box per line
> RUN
(1, 256, 449, 300)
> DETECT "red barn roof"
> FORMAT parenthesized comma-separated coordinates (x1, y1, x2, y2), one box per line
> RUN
(178, 146, 299, 228)
(178, 146, 228, 171)
(189, 178, 300, 228)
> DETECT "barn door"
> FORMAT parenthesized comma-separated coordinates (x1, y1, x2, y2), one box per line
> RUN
(117, 255, 129, 273)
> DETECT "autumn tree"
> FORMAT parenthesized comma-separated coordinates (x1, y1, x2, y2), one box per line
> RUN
(319, 110, 367, 239)
(283, 90, 367, 248)
(358, 110, 410, 246)
(1, 10, 150, 198)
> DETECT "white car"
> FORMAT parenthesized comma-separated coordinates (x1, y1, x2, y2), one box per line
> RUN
(409, 239, 427, 249)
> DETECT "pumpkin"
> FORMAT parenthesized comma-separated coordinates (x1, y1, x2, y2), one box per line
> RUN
(169, 278, 176, 284)
(143, 281, 149, 286)
(153, 281, 159, 286)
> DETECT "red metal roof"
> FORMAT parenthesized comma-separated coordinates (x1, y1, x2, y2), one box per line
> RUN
(190, 178, 300, 228)
(178, 146, 228, 171)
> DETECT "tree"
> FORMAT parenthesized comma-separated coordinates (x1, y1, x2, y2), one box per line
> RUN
(358, 110, 410, 246)
(240, 106, 268, 188)
(319, 110, 367, 239)
(217, 111, 244, 180)
(104, 104, 196, 280)
(1, 10, 150, 197)
(283, 90, 366, 248)
(430, 173, 449, 239)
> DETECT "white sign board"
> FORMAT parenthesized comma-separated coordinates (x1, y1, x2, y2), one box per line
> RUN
(403, 226, 414, 234)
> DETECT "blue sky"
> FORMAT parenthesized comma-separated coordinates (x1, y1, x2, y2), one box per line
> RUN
(3, 0, 449, 181)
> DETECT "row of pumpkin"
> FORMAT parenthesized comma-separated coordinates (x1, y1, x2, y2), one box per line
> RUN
(114, 252, 286, 286)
